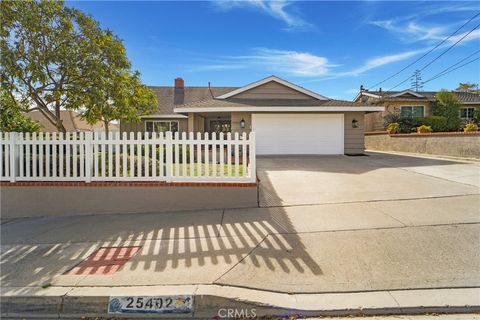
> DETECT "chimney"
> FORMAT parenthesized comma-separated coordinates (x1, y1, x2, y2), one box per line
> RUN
(360, 85, 364, 92)
(174, 77, 184, 105)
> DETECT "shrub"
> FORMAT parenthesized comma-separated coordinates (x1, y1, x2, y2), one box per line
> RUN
(464, 123, 479, 132)
(417, 125, 433, 133)
(473, 108, 480, 125)
(432, 90, 462, 131)
(418, 116, 448, 132)
(386, 123, 400, 134)
(383, 111, 420, 133)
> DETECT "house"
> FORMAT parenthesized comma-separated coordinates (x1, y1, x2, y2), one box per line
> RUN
(121, 76, 384, 155)
(24, 110, 119, 132)
(353, 89, 480, 132)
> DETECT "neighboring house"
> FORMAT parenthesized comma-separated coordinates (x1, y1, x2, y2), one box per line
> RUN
(353, 89, 480, 132)
(120, 75, 383, 155)
(24, 110, 119, 132)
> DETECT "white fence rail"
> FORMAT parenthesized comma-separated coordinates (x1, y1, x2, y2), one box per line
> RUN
(0, 131, 256, 183)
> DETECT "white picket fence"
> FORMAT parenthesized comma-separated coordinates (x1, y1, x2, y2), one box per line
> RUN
(0, 131, 256, 183)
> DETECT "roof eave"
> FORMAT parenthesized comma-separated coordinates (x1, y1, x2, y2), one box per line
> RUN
(174, 106, 385, 113)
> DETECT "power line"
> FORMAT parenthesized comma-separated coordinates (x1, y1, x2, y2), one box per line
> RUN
(366, 12, 480, 91)
(386, 22, 480, 91)
(424, 49, 480, 82)
(422, 57, 480, 85)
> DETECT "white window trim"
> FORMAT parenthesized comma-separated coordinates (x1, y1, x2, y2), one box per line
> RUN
(400, 105, 425, 117)
(460, 107, 475, 120)
(144, 120, 179, 132)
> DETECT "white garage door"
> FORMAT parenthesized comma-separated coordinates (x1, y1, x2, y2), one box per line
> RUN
(251, 114, 344, 155)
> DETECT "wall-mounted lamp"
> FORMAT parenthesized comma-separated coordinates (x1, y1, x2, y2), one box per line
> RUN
(352, 118, 359, 128)
(240, 118, 246, 129)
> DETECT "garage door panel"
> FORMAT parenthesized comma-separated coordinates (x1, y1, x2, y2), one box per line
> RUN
(252, 114, 344, 155)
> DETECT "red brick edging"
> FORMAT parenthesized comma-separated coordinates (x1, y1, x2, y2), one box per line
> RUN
(365, 131, 480, 137)
(0, 181, 257, 187)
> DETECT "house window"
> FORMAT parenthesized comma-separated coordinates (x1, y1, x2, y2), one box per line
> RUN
(400, 106, 424, 118)
(460, 107, 475, 120)
(144, 120, 179, 133)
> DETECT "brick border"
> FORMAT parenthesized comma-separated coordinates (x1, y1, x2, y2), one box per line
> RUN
(365, 131, 480, 137)
(0, 181, 257, 187)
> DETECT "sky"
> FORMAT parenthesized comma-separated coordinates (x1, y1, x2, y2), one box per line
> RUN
(67, 1, 480, 100)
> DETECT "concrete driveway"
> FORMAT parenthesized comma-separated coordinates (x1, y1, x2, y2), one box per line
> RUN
(257, 151, 480, 207)
(1, 151, 479, 298)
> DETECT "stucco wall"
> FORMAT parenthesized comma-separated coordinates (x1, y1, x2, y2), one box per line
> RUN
(365, 132, 480, 159)
(0, 185, 258, 218)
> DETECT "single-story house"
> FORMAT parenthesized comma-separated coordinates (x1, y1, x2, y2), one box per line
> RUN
(121, 76, 384, 155)
(353, 89, 480, 132)
(24, 110, 119, 133)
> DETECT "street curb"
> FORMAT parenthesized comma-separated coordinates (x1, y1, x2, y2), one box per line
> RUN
(1, 285, 479, 318)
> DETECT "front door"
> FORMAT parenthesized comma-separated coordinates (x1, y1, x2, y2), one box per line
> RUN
(210, 119, 231, 136)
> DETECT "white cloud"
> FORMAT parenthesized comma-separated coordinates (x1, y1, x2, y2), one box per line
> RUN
(344, 50, 423, 76)
(212, 0, 312, 31)
(240, 49, 333, 76)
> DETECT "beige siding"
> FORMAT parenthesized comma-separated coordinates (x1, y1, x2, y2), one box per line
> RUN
(187, 113, 205, 133)
(344, 112, 365, 154)
(234, 81, 313, 100)
(231, 112, 252, 136)
(120, 118, 188, 134)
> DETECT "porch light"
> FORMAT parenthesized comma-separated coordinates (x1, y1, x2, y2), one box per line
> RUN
(240, 118, 246, 129)
(352, 118, 359, 128)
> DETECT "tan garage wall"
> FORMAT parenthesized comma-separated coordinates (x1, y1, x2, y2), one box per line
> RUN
(232, 111, 366, 154)
(344, 112, 365, 154)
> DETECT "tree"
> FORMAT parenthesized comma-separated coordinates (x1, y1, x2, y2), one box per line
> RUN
(0, 88, 40, 132)
(455, 83, 479, 93)
(81, 71, 157, 135)
(0, 0, 156, 133)
(432, 90, 462, 131)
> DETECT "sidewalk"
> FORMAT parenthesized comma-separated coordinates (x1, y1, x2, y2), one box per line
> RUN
(1, 195, 479, 317)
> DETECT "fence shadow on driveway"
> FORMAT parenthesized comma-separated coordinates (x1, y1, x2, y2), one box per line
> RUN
(0, 172, 322, 293)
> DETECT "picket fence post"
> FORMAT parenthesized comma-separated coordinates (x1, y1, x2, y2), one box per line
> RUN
(85, 132, 93, 183)
(165, 131, 173, 182)
(9, 132, 17, 182)
(249, 132, 256, 182)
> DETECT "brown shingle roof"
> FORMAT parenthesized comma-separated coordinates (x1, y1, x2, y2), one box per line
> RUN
(174, 98, 366, 110)
(366, 91, 480, 103)
(148, 86, 238, 115)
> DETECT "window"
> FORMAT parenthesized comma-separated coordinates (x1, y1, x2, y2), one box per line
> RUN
(144, 120, 179, 133)
(400, 106, 424, 118)
(460, 107, 475, 120)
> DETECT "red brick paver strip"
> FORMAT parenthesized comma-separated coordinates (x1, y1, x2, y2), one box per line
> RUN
(64, 246, 141, 275)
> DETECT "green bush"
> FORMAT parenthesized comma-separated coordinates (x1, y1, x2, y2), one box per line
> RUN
(473, 108, 480, 125)
(383, 112, 421, 133)
(386, 123, 400, 134)
(464, 123, 478, 132)
(417, 125, 433, 133)
(418, 116, 448, 132)
(432, 90, 462, 131)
